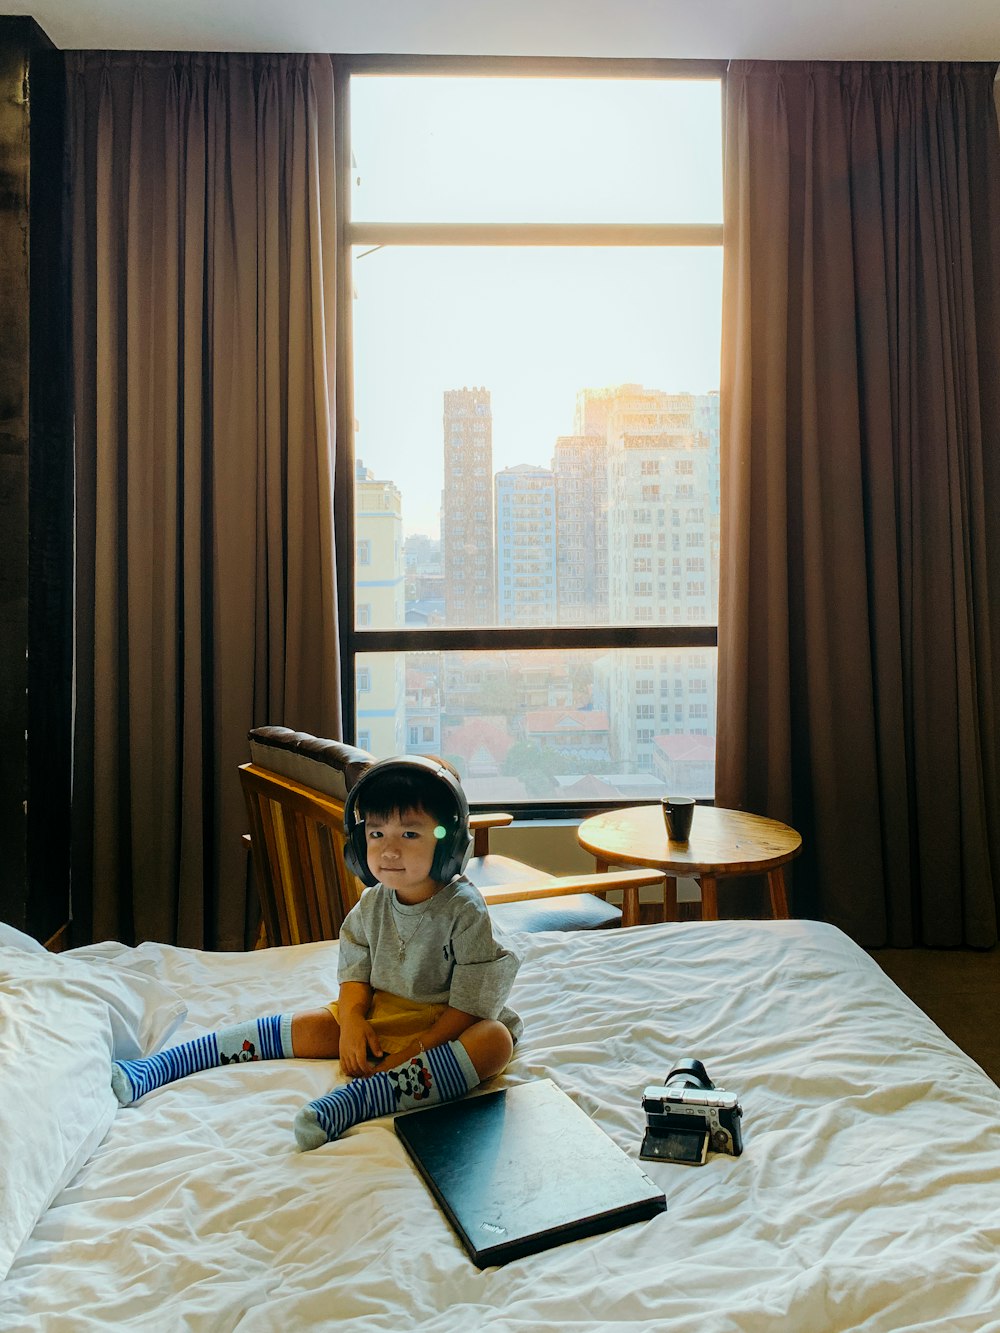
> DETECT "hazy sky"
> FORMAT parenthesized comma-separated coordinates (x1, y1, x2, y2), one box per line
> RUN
(350, 75, 723, 537)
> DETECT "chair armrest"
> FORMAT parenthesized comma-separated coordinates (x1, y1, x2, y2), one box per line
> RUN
(477, 867, 663, 906)
(469, 811, 514, 856)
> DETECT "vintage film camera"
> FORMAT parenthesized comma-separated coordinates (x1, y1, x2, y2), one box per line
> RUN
(640, 1058, 743, 1166)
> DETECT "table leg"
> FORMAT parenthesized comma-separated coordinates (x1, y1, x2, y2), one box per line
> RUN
(591, 857, 610, 901)
(700, 875, 718, 920)
(663, 876, 678, 923)
(767, 868, 790, 919)
(620, 885, 640, 928)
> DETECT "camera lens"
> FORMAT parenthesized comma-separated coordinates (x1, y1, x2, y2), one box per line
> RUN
(664, 1058, 714, 1090)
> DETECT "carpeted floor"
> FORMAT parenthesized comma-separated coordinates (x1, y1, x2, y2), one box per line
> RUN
(869, 947, 1000, 1087)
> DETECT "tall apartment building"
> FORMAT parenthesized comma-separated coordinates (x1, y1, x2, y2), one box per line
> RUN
(551, 434, 609, 624)
(495, 464, 557, 626)
(441, 387, 495, 626)
(354, 459, 405, 756)
(574, 385, 617, 438)
(588, 385, 720, 776)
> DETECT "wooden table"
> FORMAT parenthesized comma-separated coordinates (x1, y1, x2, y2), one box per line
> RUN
(576, 804, 802, 927)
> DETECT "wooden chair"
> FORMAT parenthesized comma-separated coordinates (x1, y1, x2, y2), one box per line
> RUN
(240, 726, 665, 947)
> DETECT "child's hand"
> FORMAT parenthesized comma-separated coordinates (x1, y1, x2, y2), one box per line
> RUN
(371, 1031, 432, 1074)
(338, 1013, 384, 1078)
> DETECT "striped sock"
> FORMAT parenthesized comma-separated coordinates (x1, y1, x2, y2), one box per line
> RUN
(111, 1014, 295, 1105)
(294, 1039, 479, 1151)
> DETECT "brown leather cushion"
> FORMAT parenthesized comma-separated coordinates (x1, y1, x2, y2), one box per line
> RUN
(248, 726, 373, 803)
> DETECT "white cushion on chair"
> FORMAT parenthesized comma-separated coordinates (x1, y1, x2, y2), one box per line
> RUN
(465, 855, 622, 932)
(489, 896, 621, 932)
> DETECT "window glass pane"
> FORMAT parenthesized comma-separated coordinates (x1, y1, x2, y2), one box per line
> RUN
(355, 648, 716, 803)
(353, 246, 721, 630)
(351, 76, 722, 224)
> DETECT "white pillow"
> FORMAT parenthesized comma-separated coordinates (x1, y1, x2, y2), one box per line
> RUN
(0, 949, 188, 1281)
(0, 921, 48, 954)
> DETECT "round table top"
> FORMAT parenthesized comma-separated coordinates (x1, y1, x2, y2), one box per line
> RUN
(577, 804, 802, 877)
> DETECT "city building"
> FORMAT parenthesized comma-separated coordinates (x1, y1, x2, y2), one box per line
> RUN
(587, 385, 720, 774)
(354, 458, 405, 756)
(521, 708, 611, 766)
(551, 433, 609, 624)
(652, 732, 717, 800)
(405, 662, 442, 755)
(495, 464, 558, 626)
(441, 387, 495, 626)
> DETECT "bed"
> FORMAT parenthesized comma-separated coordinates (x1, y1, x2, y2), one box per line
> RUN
(3, 917, 1000, 1331)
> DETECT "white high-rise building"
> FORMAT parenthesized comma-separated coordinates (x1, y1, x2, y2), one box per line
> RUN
(354, 459, 405, 756)
(495, 464, 557, 627)
(586, 386, 719, 777)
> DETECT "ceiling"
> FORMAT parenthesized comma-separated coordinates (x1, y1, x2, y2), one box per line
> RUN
(5, 0, 1000, 61)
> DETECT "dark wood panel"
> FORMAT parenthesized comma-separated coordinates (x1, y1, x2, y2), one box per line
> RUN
(26, 43, 72, 945)
(0, 17, 69, 944)
(0, 24, 34, 934)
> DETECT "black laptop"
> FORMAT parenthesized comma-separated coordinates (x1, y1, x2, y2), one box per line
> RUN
(394, 1078, 666, 1267)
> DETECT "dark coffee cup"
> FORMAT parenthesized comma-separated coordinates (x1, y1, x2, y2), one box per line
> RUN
(661, 796, 695, 843)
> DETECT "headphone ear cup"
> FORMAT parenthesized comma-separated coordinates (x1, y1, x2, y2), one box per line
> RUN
(430, 822, 474, 882)
(342, 782, 378, 887)
(454, 825, 473, 878)
(343, 819, 377, 887)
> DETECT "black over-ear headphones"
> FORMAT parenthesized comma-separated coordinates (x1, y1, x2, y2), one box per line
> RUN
(342, 755, 473, 888)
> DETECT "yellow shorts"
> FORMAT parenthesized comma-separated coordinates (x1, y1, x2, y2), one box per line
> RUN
(327, 991, 447, 1056)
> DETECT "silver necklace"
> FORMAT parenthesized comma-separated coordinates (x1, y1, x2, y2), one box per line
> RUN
(389, 894, 429, 960)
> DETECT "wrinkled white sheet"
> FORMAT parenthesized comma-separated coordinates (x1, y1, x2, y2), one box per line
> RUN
(3, 920, 999, 1332)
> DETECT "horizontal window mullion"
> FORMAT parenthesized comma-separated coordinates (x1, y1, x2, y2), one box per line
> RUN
(346, 222, 722, 247)
(352, 625, 718, 654)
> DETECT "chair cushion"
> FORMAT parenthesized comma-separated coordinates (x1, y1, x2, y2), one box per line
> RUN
(489, 895, 622, 932)
(248, 726, 373, 802)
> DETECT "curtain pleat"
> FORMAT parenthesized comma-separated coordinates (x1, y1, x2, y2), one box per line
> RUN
(68, 52, 340, 949)
(718, 61, 1000, 946)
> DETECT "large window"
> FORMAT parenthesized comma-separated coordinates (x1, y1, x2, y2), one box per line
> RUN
(339, 60, 723, 807)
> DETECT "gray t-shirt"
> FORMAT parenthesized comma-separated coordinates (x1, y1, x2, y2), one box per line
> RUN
(337, 875, 523, 1040)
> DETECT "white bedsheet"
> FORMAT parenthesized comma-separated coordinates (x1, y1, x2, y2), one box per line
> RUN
(3, 920, 999, 1332)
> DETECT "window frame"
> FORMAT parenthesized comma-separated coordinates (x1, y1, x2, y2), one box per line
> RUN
(333, 54, 725, 816)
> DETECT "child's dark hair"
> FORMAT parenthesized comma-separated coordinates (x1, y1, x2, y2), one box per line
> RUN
(356, 757, 464, 831)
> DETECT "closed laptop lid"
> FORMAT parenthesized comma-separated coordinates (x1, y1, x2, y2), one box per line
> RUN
(395, 1077, 666, 1267)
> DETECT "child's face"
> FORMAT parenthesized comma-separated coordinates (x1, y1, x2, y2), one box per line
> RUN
(364, 805, 442, 902)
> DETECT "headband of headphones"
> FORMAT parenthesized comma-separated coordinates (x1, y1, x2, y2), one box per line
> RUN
(342, 755, 473, 888)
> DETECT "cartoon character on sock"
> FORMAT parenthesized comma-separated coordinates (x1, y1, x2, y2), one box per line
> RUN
(220, 1039, 257, 1065)
(389, 1055, 434, 1102)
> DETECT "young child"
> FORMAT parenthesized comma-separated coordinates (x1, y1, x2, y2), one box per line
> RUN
(111, 756, 522, 1152)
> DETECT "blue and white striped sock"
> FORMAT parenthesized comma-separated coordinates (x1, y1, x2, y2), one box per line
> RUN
(293, 1039, 479, 1151)
(111, 1014, 295, 1105)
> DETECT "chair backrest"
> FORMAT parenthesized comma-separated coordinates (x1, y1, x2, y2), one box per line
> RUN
(240, 726, 374, 946)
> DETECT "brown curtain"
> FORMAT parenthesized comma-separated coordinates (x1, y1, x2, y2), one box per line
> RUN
(68, 53, 341, 949)
(718, 61, 1000, 948)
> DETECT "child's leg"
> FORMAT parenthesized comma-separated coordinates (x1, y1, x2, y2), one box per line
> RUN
(294, 1019, 513, 1151)
(112, 1007, 341, 1106)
